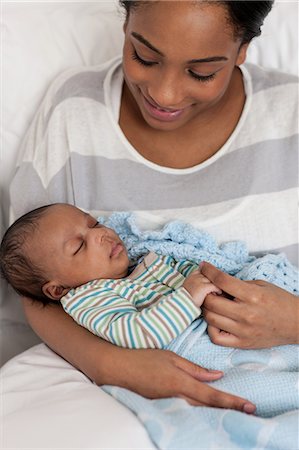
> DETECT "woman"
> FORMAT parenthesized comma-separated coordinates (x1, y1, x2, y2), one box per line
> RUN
(11, 0, 298, 411)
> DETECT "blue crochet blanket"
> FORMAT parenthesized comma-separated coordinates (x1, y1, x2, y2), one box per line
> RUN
(99, 213, 299, 450)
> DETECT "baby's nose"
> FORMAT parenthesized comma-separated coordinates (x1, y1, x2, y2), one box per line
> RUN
(94, 228, 110, 244)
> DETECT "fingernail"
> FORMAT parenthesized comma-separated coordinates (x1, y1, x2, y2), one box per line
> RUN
(243, 403, 256, 414)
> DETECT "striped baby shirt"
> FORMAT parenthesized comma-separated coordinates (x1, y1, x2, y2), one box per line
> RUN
(60, 252, 201, 349)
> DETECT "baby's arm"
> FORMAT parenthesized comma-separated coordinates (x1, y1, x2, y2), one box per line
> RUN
(62, 286, 201, 349)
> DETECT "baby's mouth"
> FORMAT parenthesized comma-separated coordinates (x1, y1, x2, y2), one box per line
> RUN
(110, 242, 124, 258)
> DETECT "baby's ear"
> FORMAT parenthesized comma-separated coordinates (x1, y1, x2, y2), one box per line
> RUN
(42, 282, 69, 301)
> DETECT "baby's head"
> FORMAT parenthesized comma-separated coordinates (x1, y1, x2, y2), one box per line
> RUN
(0, 204, 129, 303)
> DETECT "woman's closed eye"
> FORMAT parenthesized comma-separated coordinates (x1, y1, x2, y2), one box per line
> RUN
(132, 50, 157, 67)
(188, 70, 216, 83)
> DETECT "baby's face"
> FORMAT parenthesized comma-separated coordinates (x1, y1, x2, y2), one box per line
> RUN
(30, 204, 130, 288)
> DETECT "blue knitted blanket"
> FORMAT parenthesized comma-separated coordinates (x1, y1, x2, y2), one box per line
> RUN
(99, 213, 299, 450)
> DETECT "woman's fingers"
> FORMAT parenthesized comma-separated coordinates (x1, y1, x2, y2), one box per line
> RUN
(174, 355, 223, 381)
(207, 325, 242, 348)
(180, 377, 256, 413)
(172, 353, 256, 412)
(201, 262, 258, 301)
(203, 293, 243, 320)
(203, 302, 242, 332)
(193, 369, 224, 382)
(203, 308, 248, 346)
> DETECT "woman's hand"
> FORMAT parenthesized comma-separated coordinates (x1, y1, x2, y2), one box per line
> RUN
(22, 297, 255, 413)
(110, 347, 256, 413)
(201, 262, 299, 349)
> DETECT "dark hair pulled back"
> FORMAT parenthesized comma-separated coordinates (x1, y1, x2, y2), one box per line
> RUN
(119, 0, 274, 44)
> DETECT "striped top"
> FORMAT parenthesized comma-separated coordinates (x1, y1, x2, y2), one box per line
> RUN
(11, 57, 299, 266)
(60, 252, 200, 349)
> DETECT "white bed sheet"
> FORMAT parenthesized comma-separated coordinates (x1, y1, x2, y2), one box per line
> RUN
(1, 1, 298, 449)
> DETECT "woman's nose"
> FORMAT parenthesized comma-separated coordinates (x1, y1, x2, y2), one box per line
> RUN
(148, 70, 185, 109)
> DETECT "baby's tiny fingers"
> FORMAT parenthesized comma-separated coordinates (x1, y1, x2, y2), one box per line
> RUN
(214, 286, 222, 294)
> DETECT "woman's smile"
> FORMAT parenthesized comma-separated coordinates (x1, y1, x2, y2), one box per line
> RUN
(141, 91, 188, 122)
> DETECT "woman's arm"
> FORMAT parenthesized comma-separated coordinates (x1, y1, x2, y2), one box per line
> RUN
(201, 262, 299, 348)
(22, 297, 256, 413)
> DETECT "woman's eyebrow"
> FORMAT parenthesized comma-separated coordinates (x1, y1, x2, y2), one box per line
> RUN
(131, 32, 164, 56)
(188, 56, 228, 63)
(131, 32, 227, 64)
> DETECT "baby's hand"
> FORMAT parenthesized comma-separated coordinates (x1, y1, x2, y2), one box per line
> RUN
(183, 269, 222, 308)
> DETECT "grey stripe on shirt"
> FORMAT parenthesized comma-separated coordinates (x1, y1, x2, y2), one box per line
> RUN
(43, 135, 298, 210)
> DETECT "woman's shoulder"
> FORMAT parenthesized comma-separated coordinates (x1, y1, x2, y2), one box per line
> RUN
(243, 63, 298, 95)
(238, 63, 298, 139)
(43, 55, 122, 105)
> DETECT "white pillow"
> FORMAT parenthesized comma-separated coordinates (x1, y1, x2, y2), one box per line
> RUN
(2, 1, 124, 216)
(247, 1, 298, 75)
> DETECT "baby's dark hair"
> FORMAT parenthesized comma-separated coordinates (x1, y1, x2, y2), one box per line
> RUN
(0, 205, 54, 304)
(119, 0, 274, 44)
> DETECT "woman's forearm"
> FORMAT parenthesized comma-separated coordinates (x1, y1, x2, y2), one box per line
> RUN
(21, 298, 121, 384)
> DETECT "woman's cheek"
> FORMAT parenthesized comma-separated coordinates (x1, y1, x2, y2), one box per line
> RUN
(124, 61, 147, 87)
(193, 82, 224, 103)
(200, 75, 231, 103)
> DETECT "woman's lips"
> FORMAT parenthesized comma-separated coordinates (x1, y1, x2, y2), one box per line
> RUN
(142, 94, 186, 122)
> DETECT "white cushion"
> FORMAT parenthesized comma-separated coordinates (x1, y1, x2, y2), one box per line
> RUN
(1, 343, 154, 449)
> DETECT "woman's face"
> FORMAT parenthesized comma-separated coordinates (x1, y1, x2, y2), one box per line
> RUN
(122, 0, 248, 131)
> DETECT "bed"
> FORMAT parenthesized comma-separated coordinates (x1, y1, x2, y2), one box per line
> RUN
(1, 1, 298, 448)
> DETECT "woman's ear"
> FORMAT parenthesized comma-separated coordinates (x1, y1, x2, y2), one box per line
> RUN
(42, 281, 69, 301)
(236, 43, 249, 66)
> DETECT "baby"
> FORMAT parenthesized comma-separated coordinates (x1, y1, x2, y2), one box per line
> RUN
(0, 203, 221, 349)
